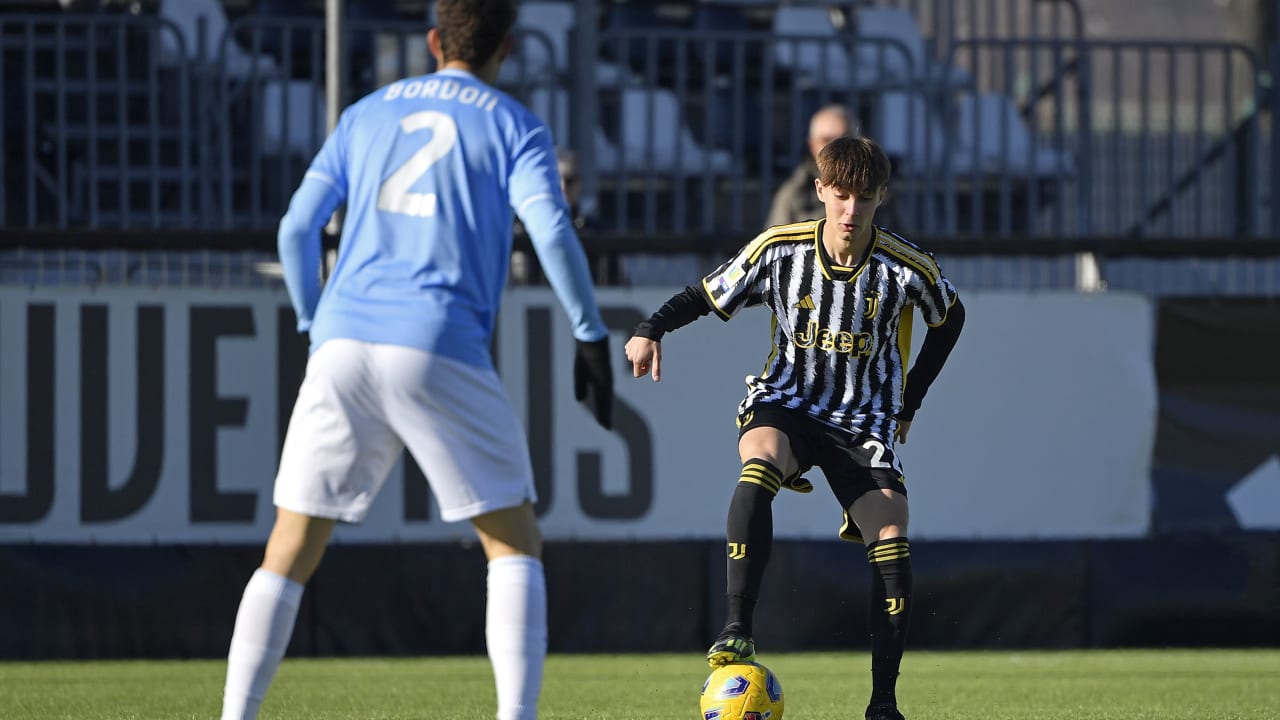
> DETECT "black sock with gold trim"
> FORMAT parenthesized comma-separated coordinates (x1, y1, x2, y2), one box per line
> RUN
(867, 537, 912, 706)
(723, 458, 781, 637)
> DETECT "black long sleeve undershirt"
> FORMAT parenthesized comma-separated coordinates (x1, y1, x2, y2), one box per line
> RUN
(898, 297, 966, 421)
(631, 285, 714, 340)
(631, 286, 964, 422)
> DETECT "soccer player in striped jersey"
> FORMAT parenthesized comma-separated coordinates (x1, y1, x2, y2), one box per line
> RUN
(625, 136, 965, 720)
(220, 2, 612, 719)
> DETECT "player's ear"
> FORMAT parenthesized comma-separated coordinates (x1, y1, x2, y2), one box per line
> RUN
(814, 178, 825, 201)
(427, 28, 444, 66)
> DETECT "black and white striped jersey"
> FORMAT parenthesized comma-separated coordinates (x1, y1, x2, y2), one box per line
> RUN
(701, 220, 958, 441)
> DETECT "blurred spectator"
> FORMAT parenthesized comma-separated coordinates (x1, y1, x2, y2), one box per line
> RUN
(765, 104, 857, 228)
(559, 148, 625, 284)
(557, 148, 590, 232)
(513, 147, 622, 284)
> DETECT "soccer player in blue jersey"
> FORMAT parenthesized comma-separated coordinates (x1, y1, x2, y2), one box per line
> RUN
(219, 2, 613, 719)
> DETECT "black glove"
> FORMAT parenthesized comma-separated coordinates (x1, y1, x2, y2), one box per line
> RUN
(573, 338, 614, 430)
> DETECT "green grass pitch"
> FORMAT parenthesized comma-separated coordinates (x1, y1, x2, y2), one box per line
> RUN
(0, 649, 1276, 719)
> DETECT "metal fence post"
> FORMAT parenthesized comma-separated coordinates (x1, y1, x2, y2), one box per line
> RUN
(571, 0, 598, 219)
(1271, 41, 1280, 236)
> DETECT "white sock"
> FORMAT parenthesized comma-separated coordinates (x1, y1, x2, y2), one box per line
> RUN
(221, 568, 304, 720)
(486, 555, 547, 720)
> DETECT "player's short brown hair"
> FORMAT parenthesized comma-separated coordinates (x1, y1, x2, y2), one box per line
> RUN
(816, 136, 892, 193)
(434, 0, 517, 67)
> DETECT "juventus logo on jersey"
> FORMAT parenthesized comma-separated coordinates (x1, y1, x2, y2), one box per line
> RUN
(863, 292, 880, 319)
(793, 294, 816, 310)
(727, 542, 748, 559)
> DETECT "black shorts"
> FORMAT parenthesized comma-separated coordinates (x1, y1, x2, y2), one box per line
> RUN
(737, 402, 906, 542)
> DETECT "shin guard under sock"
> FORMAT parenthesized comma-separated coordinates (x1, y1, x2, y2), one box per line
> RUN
(723, 458, 781, 636)
(866, 537, 912, 706)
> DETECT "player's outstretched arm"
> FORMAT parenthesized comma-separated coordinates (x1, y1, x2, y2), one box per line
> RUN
(626, 285, 716, 384)
(511, 145, 613, 429)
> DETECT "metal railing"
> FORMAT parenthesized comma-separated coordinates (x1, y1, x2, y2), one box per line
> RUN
(943, 37, 1262, 239)
(1, 12, 201, 228)
(1, 3, 1272, 243)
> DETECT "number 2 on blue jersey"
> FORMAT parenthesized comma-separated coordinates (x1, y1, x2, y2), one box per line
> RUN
(377, 110, 459, 218)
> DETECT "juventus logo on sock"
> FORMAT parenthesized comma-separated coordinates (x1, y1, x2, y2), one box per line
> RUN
(727, 542, 747, 559)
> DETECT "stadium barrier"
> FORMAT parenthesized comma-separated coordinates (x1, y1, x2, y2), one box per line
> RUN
(2, 537, 1276, 659)
(0, 282, 1276, 658)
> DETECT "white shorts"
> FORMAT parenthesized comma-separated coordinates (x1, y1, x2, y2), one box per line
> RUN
(273, 338, 536, 523)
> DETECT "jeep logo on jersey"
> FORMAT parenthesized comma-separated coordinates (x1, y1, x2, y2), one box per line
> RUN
(793, 319, 872, 356)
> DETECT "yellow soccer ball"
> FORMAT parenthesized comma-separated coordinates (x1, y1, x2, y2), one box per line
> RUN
(699, 661, 784, 720)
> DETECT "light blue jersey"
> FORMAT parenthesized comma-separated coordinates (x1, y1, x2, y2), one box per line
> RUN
(277, 68, 606, 367)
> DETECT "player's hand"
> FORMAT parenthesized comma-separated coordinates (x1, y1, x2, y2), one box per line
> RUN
(574, 338, 614, 430)
(894, 419, 912, 444)
(624, 336, 662, 382)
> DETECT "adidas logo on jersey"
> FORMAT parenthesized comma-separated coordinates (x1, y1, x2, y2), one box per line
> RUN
(793, 295, 816, 310)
